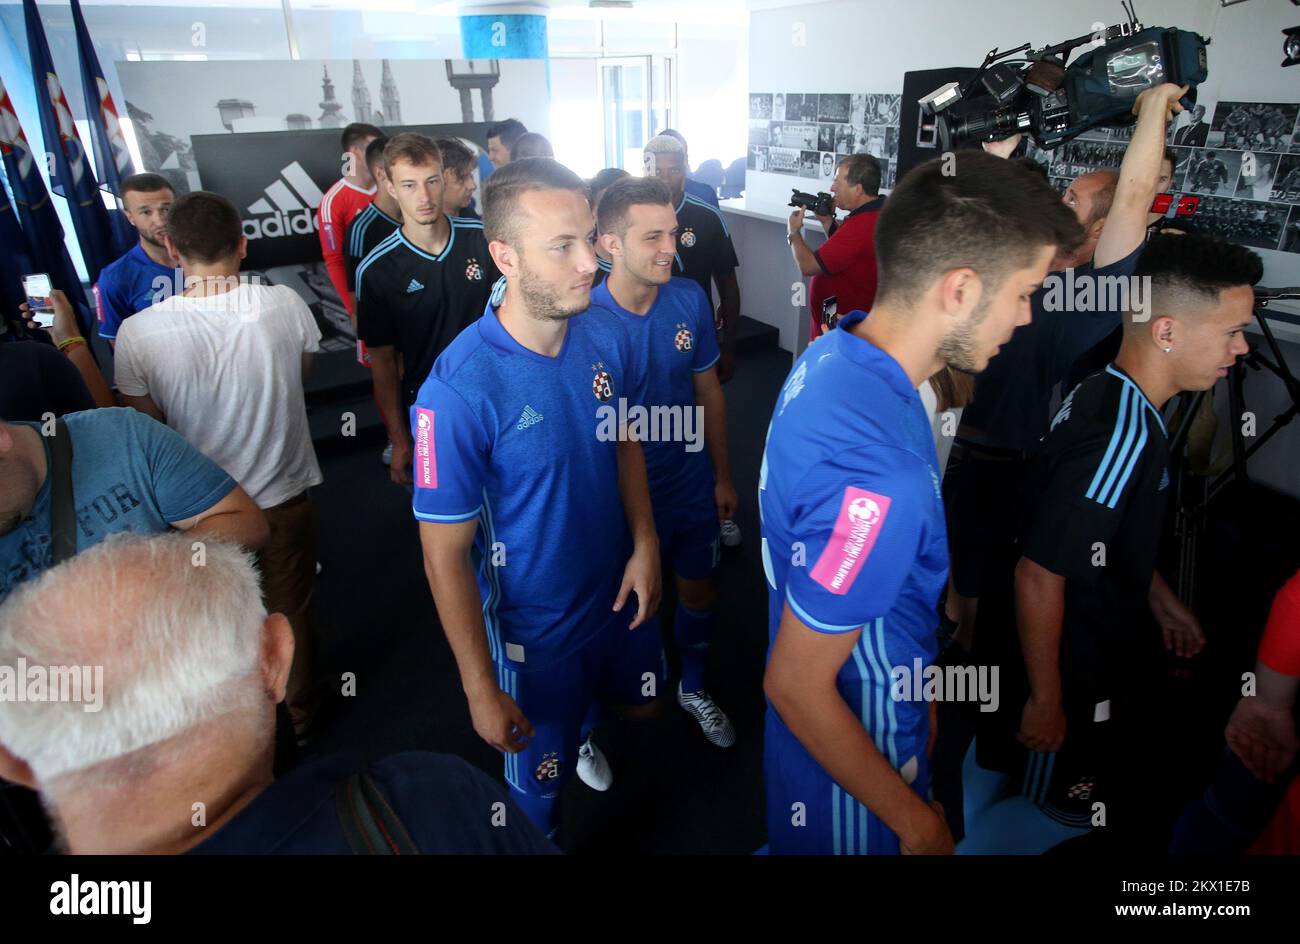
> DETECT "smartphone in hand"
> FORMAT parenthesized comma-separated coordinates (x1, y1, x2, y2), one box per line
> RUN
(22, 273, 55, 328)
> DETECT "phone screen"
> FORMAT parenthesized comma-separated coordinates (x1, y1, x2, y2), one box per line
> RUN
(22, 273, 54, 328)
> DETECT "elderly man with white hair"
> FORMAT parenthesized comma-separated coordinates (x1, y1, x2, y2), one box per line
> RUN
(0, 533, 556, 854)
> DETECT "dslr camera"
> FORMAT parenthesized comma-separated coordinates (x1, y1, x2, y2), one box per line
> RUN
(790, 189, 834, 217)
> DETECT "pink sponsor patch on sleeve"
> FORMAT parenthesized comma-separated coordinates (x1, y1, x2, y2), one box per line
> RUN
(808, 487, 892, 595)
(414, 408, 437, 489)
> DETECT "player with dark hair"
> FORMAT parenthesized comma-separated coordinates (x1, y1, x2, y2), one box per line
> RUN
(760, 150, 1084, 855)
(344, 136, 401, 299)
(434, 137, 480, 217)
(355, 133, 498, 485)
(412, 158, 662, 837)
(318, 122, 382, 316)
(962, 233, 1262, 853)
(485, 119, 528, 169)
(594, 176, 738, 747)
(94, 173, 178, 347)
(589, 168, 631, 287)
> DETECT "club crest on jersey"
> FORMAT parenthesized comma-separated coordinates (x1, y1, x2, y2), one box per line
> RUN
(534, 752, 562, 782)
(465, 258, 484, 282)
(674, 322, 694, 353)
(679, 227, 697, 248)
(1067, 777, 1095, 801)
(591, 361, 614, 402)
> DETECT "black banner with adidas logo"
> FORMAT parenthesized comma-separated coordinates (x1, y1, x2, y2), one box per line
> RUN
(191, 122, 488, 269)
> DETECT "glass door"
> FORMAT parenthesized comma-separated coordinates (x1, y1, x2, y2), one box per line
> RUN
(600, 56, 651, 172)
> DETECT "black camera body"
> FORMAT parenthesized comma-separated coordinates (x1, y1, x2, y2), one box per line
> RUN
(790, 189, 834, 217)
(927, 22, 1209, 149)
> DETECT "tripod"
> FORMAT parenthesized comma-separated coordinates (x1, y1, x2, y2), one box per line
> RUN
(1169, 287, 1300, 607)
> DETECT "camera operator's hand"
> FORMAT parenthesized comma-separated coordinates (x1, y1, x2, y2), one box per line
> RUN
(981, 133, 1022, 160)
(1132, 83, 1188, 121)
(787, 208, 805, 239)
(20, 289, 80, 345)
(814, 210, 836, 234)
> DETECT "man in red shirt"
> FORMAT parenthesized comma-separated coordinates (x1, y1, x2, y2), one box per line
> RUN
(787, 153, 885, 342)
(318, 122, 383, 316)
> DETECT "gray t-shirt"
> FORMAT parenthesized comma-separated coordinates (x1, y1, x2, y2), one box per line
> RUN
(0, 408, 236, 602)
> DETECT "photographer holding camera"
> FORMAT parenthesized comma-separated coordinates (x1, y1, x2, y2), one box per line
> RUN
(787, 154, 885, 342)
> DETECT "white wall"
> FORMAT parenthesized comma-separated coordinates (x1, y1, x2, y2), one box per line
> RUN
(678, 20, 747, 174)
(747, 0, 1300, 499)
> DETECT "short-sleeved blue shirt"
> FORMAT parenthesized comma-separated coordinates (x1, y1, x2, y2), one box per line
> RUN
(591, 276, 719, 507)
(759, 312, 949, 758)
(411, 297, 647, 671)
(94, 244, 178, 341)
(0, 408, 237, 602)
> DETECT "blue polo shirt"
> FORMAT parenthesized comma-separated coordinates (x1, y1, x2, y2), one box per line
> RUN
(188, 752, 558, 854)
(410, 296, 646, 670)
(93, 244, 179, 342)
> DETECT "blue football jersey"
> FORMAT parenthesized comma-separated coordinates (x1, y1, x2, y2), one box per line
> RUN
(590, 276, 719, 506)
(759, 311, 949, 799)
(411, 297, 647, 671)
(94, 244, 179, 341)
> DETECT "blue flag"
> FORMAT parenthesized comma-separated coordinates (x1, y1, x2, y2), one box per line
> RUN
(69, 0, 135, 256)
(0, 179, 36, 337)
(24, 0, 117, 285)
(0, 75, 94, 338)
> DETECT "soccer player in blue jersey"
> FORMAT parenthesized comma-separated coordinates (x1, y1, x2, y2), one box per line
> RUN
(94, 173, 178, 347)
(592, 176, 738, 748)
(759, 151, 1084, 855)
(412, 158, 663, 836)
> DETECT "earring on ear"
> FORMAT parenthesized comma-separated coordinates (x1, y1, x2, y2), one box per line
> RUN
(1162, 347, 1173, 353)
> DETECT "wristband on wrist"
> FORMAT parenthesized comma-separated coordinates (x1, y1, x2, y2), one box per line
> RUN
(57, 336, 87, 353)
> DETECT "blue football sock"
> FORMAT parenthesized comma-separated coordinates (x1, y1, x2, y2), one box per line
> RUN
(675, 602, 714, 693)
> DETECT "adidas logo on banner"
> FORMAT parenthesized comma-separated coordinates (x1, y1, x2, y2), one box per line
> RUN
(516, 405, 544, 430)
(243, 161, 325, 240)
(406, 279, 425, 294)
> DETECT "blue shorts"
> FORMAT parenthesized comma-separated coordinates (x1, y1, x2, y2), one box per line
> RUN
(654, 501, 719, 582)
(763, 706, 930, 855)
(499, 612, 667, 802)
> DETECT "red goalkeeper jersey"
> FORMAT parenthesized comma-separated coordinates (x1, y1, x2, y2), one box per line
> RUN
(317, 178, 376, 315)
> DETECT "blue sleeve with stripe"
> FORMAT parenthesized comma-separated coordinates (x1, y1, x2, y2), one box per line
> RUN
(410, 378, 489, 523)
(784, 448, 927, 634)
